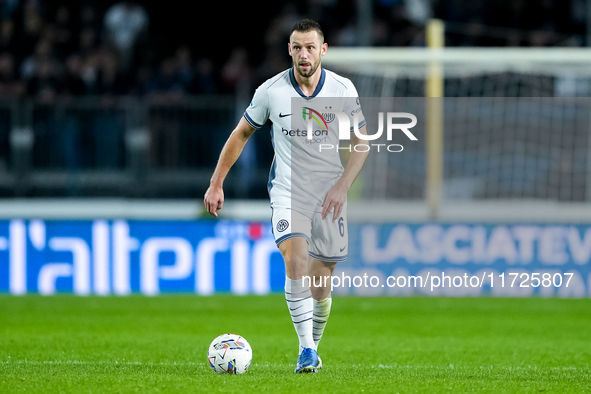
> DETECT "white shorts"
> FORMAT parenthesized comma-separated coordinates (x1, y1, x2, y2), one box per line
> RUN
(271, 205, 348, 263)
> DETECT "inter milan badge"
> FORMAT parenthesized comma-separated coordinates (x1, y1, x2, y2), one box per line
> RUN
(276, 219, 289, 232)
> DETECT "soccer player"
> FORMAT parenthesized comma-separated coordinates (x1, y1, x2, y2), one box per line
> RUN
(204, 19, 368, 373)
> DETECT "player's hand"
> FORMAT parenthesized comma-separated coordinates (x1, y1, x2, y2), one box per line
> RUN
(321, 182, 347, 222)
(204, 184, 224, 217)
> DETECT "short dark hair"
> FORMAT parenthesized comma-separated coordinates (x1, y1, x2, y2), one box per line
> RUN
(291, 19, 324, 42)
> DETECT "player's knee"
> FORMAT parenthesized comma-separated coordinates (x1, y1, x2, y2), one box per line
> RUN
(283, 253, 307, 265)
(282, 253, 308, 280)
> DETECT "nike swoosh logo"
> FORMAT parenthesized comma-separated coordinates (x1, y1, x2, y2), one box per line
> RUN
(279, 113, 292, 117)
(340, 246, 347, 252)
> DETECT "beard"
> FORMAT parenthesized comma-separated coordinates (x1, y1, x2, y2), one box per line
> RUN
(294, 58, 321, 78)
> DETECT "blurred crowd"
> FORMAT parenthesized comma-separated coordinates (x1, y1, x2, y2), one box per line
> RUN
(435, 0, 585, 47)
(0, 0, 585, 102)
(0, 0, 220, 102)
(0, 0, 585, 198)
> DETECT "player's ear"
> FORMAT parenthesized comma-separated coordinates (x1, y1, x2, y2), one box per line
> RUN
(288, 42, 292, 56)
(321, 42, 328, 57)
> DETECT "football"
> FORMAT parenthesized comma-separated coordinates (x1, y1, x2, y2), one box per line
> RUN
(207, 333, 252, 374)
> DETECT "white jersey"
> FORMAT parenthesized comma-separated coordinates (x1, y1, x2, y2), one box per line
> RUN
(244, 68, 365, 213)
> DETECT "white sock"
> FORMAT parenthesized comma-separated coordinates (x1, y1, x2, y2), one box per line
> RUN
(313, 297, 332, 348)
(285, 276, 316, 353)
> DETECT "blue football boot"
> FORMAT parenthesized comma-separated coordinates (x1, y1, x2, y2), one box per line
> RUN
(294, 347, 319, 373)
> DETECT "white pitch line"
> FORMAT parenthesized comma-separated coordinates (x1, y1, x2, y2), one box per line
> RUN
(3, 360, 588, 371)
(4, 360, 198, 366)
(2, 360, 288, 367)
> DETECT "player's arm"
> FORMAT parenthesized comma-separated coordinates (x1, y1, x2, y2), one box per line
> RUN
(321, 125, 370, 221)
(204, 117, 256, 217)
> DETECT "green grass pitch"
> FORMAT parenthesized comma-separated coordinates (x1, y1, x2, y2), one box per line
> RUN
(1, 295, 590, 393)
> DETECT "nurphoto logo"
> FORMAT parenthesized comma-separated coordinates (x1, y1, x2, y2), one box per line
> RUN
(302, 108, 418, 153)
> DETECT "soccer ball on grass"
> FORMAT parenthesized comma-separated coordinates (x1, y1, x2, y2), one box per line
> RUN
(207, 333, 252, 374)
